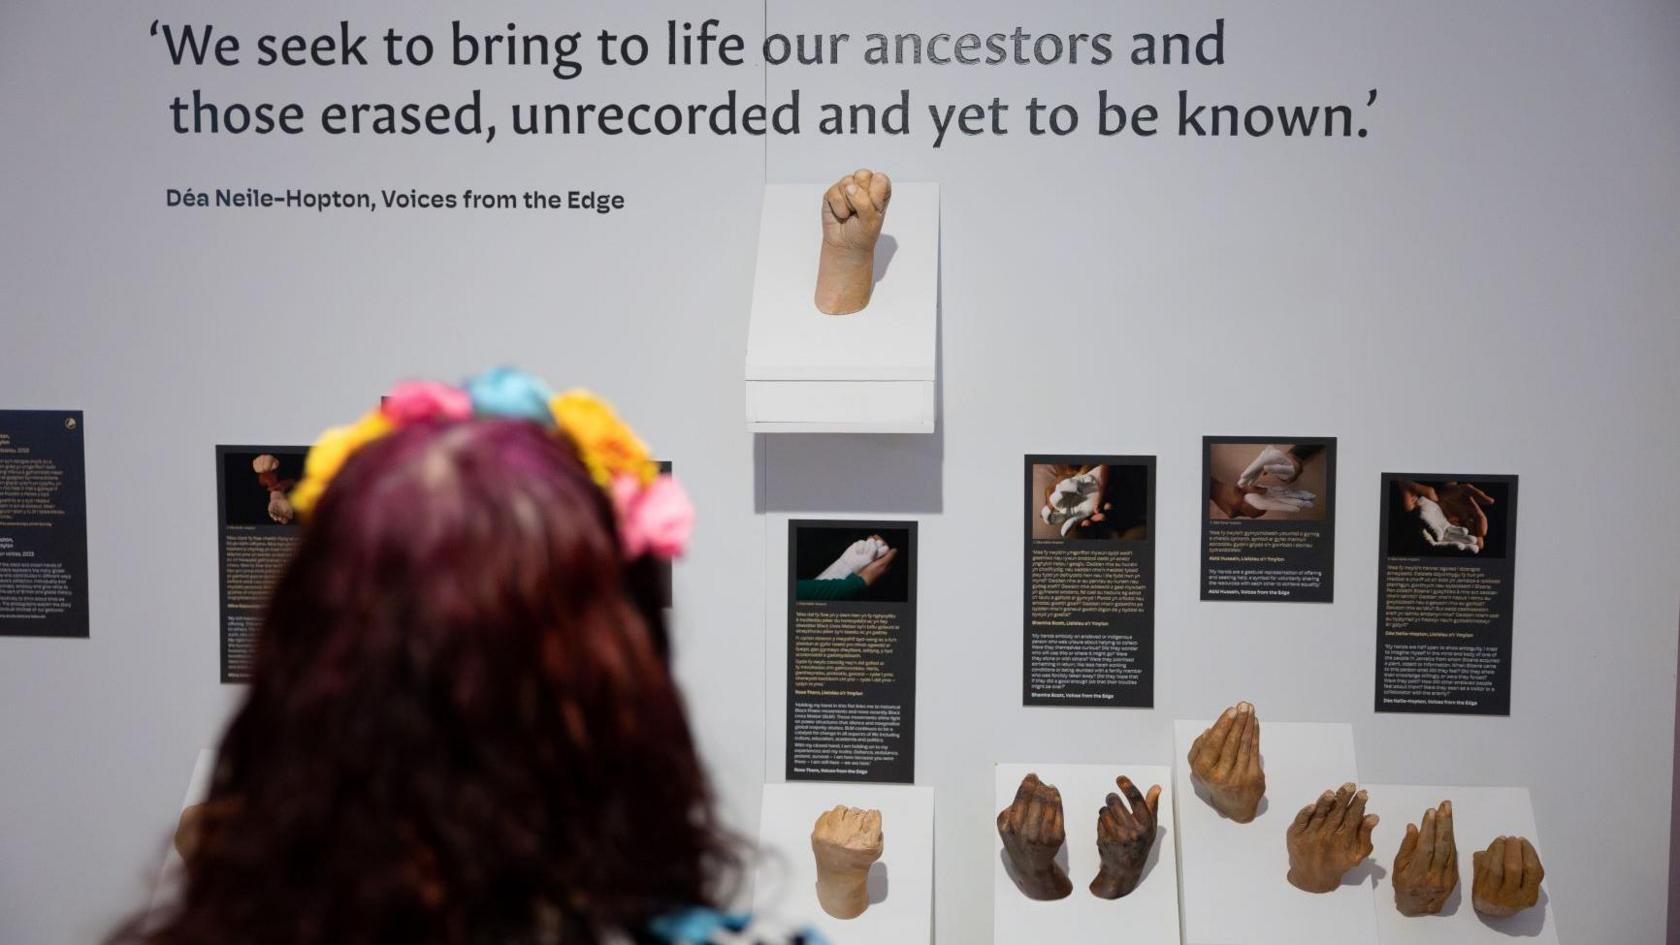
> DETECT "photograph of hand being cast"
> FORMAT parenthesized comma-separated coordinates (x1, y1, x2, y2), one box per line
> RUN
(1033, 463, 1150, 540)
(1207, 443, 1327, 522)
(794, 528, 908, 602)
(1388, 478, 1509, 558)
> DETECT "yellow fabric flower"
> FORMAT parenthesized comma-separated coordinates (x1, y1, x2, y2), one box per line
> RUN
(550, 389, 655, 487)
(289, 409, 395, 518)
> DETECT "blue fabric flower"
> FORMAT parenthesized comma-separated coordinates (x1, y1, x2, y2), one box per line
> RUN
(463, 366, 554, 424)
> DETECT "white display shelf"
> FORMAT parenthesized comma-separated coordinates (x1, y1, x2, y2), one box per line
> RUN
(744, 182, 939, 434)
(992, 763, 1180, 945)
(1366, 784, 1555, 944)
(1173, 719, 1378, 945)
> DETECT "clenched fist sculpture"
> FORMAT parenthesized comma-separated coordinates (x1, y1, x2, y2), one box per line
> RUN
(1471, 835, 1544, 919)
(1090, 775, 1161, 900)
(811, 805, 883, 920)
(997, 773, 1072, 901)
(815, 168, 892, 315)
(1286, 783, 1378, 893)
(1392, 800, 1458, 916)
(1187, 702, 1266, 822)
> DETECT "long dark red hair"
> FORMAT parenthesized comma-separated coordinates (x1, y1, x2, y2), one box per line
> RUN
(119, 419, 735, 945)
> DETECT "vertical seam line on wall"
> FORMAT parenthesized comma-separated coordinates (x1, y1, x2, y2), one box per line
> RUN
(759, 0, 773, 786)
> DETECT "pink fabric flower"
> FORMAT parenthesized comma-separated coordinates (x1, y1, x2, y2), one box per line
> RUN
(612, 474, 694, 560)
(382, 380, 473, 424)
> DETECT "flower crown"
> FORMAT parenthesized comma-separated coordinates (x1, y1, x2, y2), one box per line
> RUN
(290, 368, 693, 560)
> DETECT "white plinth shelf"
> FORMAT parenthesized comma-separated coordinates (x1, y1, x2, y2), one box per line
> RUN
(1366, 784, 1555, 944)
(1174, 719, 1378, 945)
(745, 182, 939, 434)
(992, 763, 1180, 945)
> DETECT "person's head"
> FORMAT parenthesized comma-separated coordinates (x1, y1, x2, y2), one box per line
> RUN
(127, 382, 729, 945)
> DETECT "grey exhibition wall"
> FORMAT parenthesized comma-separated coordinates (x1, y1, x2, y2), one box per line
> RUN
(2, 1, 1677, 943)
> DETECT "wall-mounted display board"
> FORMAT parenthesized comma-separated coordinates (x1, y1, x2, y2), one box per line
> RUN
(786, 519, 918, 783)
(1375, 474, 1518, 716)
(0, 410, 88, 637)
(1022, 455, 1155, 707)
(1201, 437, 1337, 603)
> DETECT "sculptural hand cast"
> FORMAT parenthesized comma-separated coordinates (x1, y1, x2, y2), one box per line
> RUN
(1471, 835, 1544, 919)
(811, 805, 883, 920)
(997, 773, 1072, 900)
(1187, 702, 1265, 822)
(1090, 775, 1161, 900)
(815, 168, 892, 315)
(1392, 800, 1458, 916)
(1286, 783, 1378, 893)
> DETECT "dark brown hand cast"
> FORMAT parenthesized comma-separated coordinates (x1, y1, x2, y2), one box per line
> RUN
(1286, 783, 1378, 893)
(1090, 775, 1161, 900)
(1392, 800, 1458, 916)
(811, 805, 883, 920)
(815, 168, 892, 315)
(1472, 835, 1544, 919)
(997, 773, 1072, 901)
(1187, 702, 1265, 822)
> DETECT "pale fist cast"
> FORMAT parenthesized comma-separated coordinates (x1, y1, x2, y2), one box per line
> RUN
(811, 805, 884, 920)
(815, 168, 892, 315)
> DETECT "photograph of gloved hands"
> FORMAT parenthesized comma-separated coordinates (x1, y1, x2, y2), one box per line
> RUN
(1391, 478, 1504, 556)
(1207, 444, 1324, 521)
(1032, 463, 1149, 540)
(794, 529, 908, 602)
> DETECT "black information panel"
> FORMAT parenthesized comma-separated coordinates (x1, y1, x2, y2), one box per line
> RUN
(1023, 454, 1156, 707)
(785, 519, 917, 784)
(1200, 436, 1337, 603)
(1376, 473, 1519, 716)
(216, 445, 306, 683)
(0, 410, 89, 638)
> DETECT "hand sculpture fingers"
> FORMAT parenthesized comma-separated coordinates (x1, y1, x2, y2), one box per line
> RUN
(1396, 822, 1420, 874)
(1116, 777, 1149, 826)
(1192, 706, 1237, 772)
(1214, 704, 1251, 777)
(868, 171, 892, 212)
(1290, 800, 1317, 838)
(1328, 783, 1355, 826)
(1520, 838, 1543, 892)
(844, 181, 881, 228)
(1414, 807, 1436, 870)
(1482, 839, 1505, 887)
(1143, 784, 1162, 821)
(1234, 707, 1258, 776)
(1501, 835, 1523, 894)
(1098, 797, 1123, 839)
(1338, 788, 1369, 835)
(1433, 801, 1454, 871)
(1357, 814, 1379, 858)
(824, 184, 852, 223)
(1244, 714, 1263, 778)
(1307, 789, 1338, 832)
